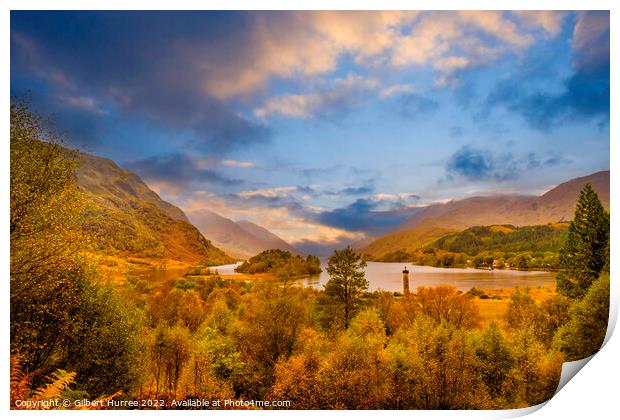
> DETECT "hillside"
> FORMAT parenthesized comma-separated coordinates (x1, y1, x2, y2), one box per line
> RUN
(187, 210, 302, 259)
(375, 223, 569, 269)
(431, 223, 569, 255)
(76, 152, 233, 266)
(363, 171, 609, 257)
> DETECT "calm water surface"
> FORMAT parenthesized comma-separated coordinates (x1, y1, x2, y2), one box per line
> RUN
(209, 261, 556, 292)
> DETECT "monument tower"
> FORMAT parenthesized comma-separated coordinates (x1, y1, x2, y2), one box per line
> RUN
(402, 266, 410, 295)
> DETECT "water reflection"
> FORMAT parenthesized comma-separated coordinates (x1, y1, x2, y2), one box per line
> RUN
(208, 261, 556, 292)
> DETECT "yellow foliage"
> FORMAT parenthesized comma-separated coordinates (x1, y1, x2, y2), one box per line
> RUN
(33, 370, 77, 403)
(489, 225, 515, 234)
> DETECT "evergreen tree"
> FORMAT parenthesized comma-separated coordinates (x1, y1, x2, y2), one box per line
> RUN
(324, 246, 368, 329)
(556, 184, 609, 298)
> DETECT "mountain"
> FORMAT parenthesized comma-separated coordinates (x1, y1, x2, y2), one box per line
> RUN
(363, 170, 609, 258)
(187, 211, 302, 259)
(76, 152, 233, 266)
(236, 220, 303, 255)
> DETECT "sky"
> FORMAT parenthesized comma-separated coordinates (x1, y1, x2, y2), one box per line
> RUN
(10, 11, 610, 253)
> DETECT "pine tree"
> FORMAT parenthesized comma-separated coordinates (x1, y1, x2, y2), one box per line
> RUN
(324, 246, 368, 329)
(556, 184, 609, 299)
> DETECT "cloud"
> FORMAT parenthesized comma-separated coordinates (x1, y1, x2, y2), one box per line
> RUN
(566, 11, 610, 116)
(373, 193, 421, 204)
(126, 153, 244, 193)
(233, 183, 378, 205)
(445, 146, 572, 182)
(236, 186, 301, 201)
(513, 11, 567, 37)
(319, 182, 376, 197)
(289, 238, 361, 258)
(225, 185, 322, 214)
(254, 74, 379, 119)
(380, 84, 415, 98)
(10, 89, 107, 148)
(203, 11, 419, 99)
(572, 11, 609, 72)
(526, 152, 572, 169)
(188, 182, 420, 241)
(434, 56, 471, 74)
(181, 193, 363, 247)
(221, 159, 255, 168)
(12, 11, 580, 145)
(58, 95, 106, 115)
(445, 146, 519, 181)
(312, 197, 420, 234)
(339, 185, 374, 196)
(195, 11, 562, 98)
(390, 11, 560, 86)
(11, 12, 270, 151)
(13, 11, 572, 104)
(482, 11, 609, 130)
(255, 76, 433, 121)
(398, 94, 440, 118)
(458, 11, 533, 48)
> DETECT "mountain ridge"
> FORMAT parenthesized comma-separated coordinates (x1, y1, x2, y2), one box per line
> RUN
(187, 210, 302, 259)
(362, 170, 609, 257)
(76, 151, 234, 266)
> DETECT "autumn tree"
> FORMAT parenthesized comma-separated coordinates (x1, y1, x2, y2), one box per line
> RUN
(10, 101, 84, 278)
(505, 289, 570, 347)
(509, 326, 563, 406)
(324, 246, 368, 329)
(404, 317, 486, 409)
(270, 353, 323, 408)
(148, 287, 207, 332)
(385, 329, 424, 409)
(205, 295, 232, 335)
(10, 100, 89, 373)
(151, 324, 191, 397)
(506, 289, 543, 331)
(177, 330, 236, 401)
(415, 286, 480, 329)
(557, 183, 609, 299)
(11, 100, 154, 400)
(537, 294, 571, 346)
(269, 328, 327, 409)
(475, 322, 515, 404)
(233, 284, 314, 398)
(60, 284, 149, 397)
(318, 309, 390, 408)
(553, 274, 610, 361)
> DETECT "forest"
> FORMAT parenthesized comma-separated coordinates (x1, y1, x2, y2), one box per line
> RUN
(375, 224, 568, 270)
(10, 102, 611, 410)
(235, 249, 322, 278)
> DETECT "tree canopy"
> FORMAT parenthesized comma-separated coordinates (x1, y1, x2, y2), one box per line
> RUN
(557, 183, 609, 299)
(236, 249, 321, 278)
(324, 246, 368, 329)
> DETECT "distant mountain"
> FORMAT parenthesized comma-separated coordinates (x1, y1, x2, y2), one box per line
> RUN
(362, 170, 609, 258)
(76, 152, 233, 266)
(236, 220, 303, 255)
(188, 211, 302, 259)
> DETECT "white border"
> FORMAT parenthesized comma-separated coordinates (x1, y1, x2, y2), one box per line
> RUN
(2, 1, 617, 419)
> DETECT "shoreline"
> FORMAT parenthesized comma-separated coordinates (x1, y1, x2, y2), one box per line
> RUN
(366, 260, 561, 273)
